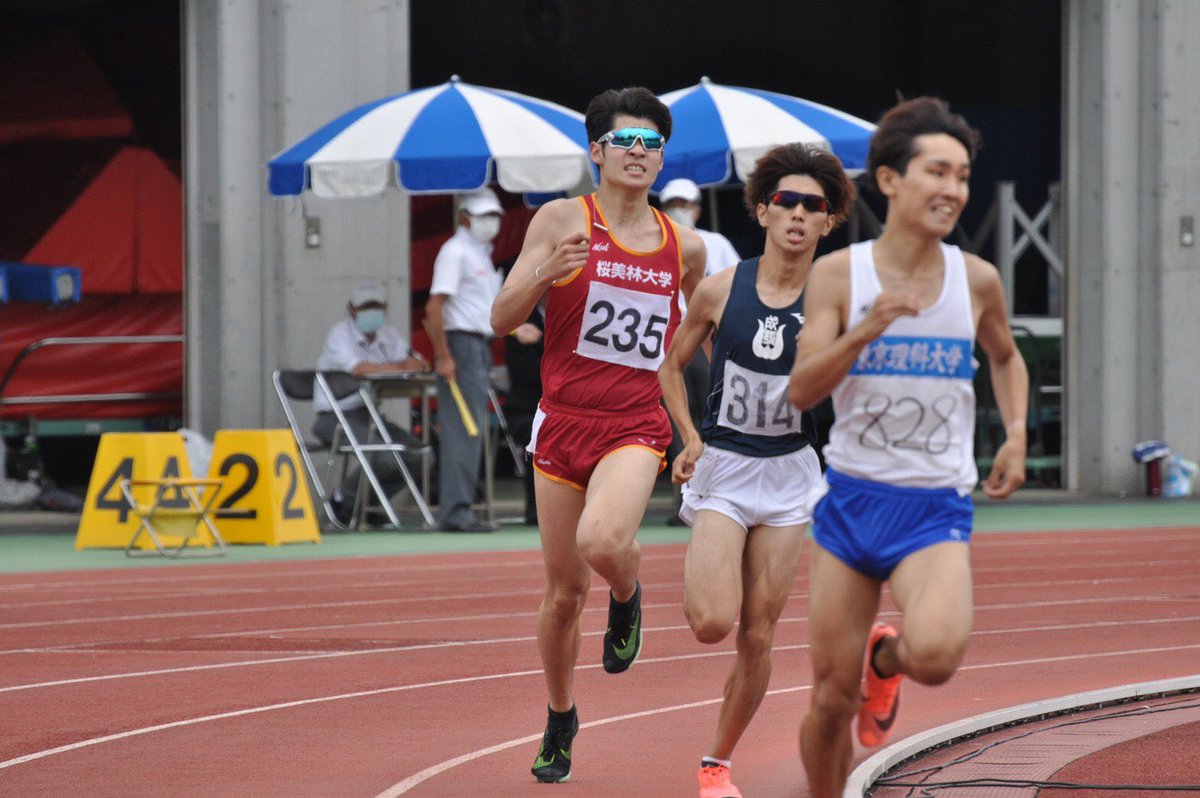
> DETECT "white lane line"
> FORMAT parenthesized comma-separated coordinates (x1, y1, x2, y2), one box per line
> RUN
(0, 615, 713, 694)
(1, 527, 1192, 593)
(0, 644, 774, 772)
(2, 632, 1199, 775)
(5, 552, 1192, 611)
(0, 635, 540, 694)
(0, 577, 688, 631)
(375, 684, 813, 797)
(0, 558, 546, 592)
(972, 557, 1200, 575)
(4, 568, 1189, 657)
(0, 633, 1195, 782)
(374, 641, 1200, 795)
(5, 593, 1198, 691)
(6, 556, 1193, 634)
(0, 587, 549, 630)
(0, 570, 544, 610)
(0, 550, 687, 593)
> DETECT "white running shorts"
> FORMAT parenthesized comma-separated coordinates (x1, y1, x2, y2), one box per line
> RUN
(679, 445, 822, 530)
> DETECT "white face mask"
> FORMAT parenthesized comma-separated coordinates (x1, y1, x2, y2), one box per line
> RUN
(354, 308, 386, 335)
(467, 215, 501, 243)
(665, 206, 697, 229)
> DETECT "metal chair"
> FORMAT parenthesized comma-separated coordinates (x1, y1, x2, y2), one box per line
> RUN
(272, 369, 433, 530)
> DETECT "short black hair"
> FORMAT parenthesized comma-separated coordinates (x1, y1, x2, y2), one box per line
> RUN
(585, 87, 672, 144)
(866, 96, 981, 194)
(742, 143, 857, 226)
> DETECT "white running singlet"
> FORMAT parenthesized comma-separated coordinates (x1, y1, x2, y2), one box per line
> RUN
(823, 241, 979, 493)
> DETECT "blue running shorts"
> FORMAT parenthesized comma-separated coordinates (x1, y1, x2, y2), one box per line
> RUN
(811, 466, 974, 581)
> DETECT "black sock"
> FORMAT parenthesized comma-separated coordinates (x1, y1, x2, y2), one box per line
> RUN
(548, 704, 576, 725)
(612, 581, 640, 607)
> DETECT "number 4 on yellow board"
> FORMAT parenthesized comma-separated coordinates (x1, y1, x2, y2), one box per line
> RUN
(77, 432, 202, 550)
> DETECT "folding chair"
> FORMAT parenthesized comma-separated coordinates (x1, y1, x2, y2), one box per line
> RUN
(273, 369, 353, 529)
(273, 369, 434, 530)
(120, 478, 227, 558)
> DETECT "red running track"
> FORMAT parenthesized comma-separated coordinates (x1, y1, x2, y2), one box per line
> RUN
(1, 526, 1198, 797)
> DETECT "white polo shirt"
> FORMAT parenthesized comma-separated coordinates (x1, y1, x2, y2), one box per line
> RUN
(677, 226, 742, 315)
(429, 226, 502, 334)
(696, 227, 741, 277)
(313, 318, 412, 412)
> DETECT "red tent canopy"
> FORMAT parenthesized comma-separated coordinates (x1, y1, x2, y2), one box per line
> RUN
(0, 33, 133, 146)
(23, 146, 183, 294)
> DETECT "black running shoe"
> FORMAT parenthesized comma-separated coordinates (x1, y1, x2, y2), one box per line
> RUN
(531, 708, 579, 783)
(602, 581, 642, 674)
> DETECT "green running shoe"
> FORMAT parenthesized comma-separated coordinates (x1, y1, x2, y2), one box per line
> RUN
(531, 707, 579, 783)
(602, 581, 642, 674)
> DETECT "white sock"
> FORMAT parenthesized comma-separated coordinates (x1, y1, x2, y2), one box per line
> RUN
(701, 756, 732, 769)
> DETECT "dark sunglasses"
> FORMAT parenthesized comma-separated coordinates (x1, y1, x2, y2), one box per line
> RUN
(766, 190, 831, 214)
(597, 127, 666, 151)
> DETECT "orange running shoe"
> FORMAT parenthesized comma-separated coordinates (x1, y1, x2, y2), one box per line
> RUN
(697, 763, 742, 798)
(856, 621, 902, 747)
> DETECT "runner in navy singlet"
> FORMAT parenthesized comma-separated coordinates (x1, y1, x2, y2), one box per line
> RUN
(659, 144, 856, 798)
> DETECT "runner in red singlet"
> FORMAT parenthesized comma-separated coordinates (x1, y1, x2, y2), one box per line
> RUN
(492, 86, 706, 784)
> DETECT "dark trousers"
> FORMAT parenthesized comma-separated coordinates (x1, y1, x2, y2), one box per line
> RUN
(436, 331, 492, 527)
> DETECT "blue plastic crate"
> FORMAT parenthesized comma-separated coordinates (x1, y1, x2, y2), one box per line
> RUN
(0, 262, 82, 304)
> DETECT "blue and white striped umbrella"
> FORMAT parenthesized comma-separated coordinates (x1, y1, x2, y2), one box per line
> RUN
(655, 77, 876, 190)
(267, 77, 593, 198)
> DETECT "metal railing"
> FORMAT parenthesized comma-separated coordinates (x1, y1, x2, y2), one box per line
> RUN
(0, 335, 184, 409)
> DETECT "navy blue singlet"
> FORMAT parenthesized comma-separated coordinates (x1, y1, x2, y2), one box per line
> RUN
(701, 257, 815, 457)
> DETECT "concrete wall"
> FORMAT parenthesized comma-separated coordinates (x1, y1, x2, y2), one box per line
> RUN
(184, 0, 411, 435)
(1064, 0, 1200, 493)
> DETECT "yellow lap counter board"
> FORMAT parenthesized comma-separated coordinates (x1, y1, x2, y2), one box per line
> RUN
(76, 430, 320, 550)
(206, 429, 320, 545)
(77, 432, 214, 550)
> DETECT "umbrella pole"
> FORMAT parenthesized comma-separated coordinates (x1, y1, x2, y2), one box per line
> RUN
(707, 186, 720, 232)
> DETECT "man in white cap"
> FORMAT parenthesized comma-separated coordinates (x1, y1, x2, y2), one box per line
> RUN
(659, 178, 741, 277)
(314, 281, 429, 525)
(425, 187, 505, 532)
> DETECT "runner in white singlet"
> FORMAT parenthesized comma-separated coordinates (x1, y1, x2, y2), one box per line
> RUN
(787, 97, 1030, 798)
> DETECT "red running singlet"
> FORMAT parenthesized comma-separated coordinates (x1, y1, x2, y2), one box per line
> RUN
(539, 193, 684, 411)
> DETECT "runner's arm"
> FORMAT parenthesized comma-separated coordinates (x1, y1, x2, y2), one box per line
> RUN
(788, 252, 920, 410)
(971, 256, 1028, 499)
(491, 199, 588, 336)
(658, 273, 726, 483)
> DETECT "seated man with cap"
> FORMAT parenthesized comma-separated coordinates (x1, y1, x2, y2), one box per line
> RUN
(314, 281, 429, 526)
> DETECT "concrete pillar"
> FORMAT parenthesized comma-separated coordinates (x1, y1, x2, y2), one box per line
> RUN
(1155, 0, 1200, 469)
(185, 0, 411, 435)
(1064, 0, 1200, 493)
